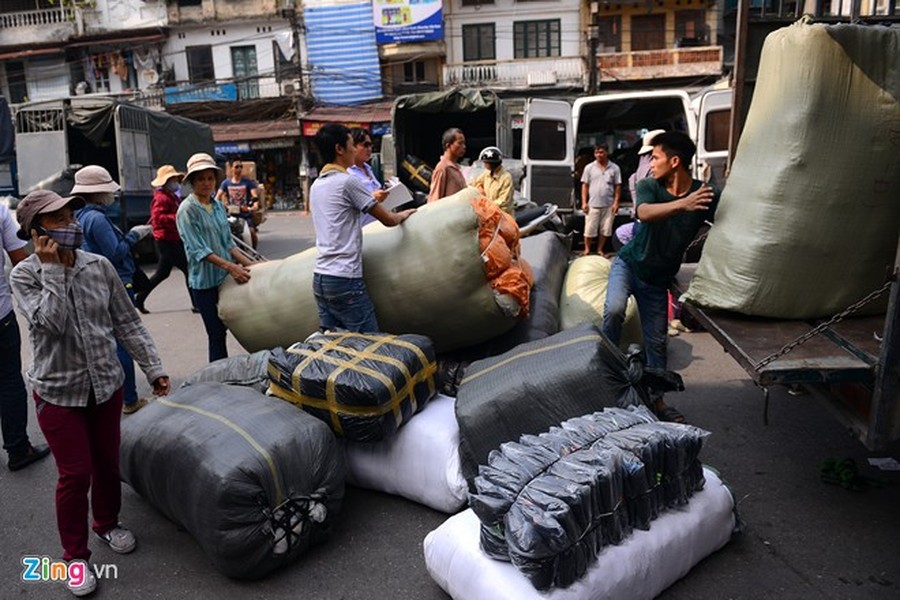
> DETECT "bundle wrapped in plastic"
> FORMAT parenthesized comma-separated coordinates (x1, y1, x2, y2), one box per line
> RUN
(470, 408, 711, 590)
(558, 255, 642, 351)
(456, 323, 683, 487)
(267, 332, 437, 442)
(120, 383, 345, 580)
(219, 187, 532, 353)
(179, 350, 271, 394)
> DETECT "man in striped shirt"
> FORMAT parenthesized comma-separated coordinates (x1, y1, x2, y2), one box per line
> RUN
(10, 190, 170, 597)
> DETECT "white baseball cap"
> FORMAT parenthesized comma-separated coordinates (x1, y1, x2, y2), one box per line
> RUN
(638, 129, 666, 155)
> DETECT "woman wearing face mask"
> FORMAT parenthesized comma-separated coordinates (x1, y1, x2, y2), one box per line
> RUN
(176, 153, 256, 363)
(135, 165, 198, 313)
(72, 165, 154, 414)
(10, 189, 169, 597)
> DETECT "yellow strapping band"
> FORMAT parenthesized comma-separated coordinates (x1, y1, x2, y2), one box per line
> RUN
(273, 332, 437, 430)
(459, 333, 603, 385)
(157, 397, 284, 504)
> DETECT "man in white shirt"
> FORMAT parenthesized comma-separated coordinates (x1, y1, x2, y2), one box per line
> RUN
(310, 124, 415, 332)
(580, 144, 622, 256)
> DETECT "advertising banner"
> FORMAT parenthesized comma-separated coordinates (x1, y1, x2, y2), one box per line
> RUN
(373, 0, 443, 44)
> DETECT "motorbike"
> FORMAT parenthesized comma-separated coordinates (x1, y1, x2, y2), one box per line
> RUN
(514, 195, 562, 237)
(226, 206, 266, 262)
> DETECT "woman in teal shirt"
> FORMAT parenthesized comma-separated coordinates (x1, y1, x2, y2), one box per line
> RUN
(176, 153, 256, 362)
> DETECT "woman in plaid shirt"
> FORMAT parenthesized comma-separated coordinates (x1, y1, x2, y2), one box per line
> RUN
(10, 190, 170, 597)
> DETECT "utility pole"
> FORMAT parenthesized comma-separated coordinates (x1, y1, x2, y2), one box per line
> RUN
(727, 0, 749, 172)
(279, 1, 310, 212)
(587, 1, 600, 95)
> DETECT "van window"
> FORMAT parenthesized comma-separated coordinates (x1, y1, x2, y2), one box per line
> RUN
(705, 109, 730, 152)
(528, 119, 566, 160)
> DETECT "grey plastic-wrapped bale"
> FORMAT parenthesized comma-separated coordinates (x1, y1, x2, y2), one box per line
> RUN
(120, 383, 345, 580)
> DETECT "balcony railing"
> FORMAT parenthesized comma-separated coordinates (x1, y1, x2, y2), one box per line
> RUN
(443, 57, 586, 90)
(598, 45, 723, 82)
(162, 77, 283, 105)
(0, 6, 74, 29)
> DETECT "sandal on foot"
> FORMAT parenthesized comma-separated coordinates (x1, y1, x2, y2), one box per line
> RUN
(656, 405, 687, 423)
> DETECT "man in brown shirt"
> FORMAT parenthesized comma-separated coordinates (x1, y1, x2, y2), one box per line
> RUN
(427, 128, 467, 202)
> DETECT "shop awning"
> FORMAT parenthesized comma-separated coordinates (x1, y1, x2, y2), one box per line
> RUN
(300, 100, 393, 135)
(0, 46, 63, 61)
(210, 120, 301, 143)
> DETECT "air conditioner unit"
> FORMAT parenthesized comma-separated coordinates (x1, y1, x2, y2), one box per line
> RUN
(280, 79, 302, 96)
(526, 71, 558, 87)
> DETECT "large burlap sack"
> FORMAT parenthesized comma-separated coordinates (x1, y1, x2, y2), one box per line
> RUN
(559, 255, 642, 350)
(685, 21, 900, 318)
(219, 188, 526, 352)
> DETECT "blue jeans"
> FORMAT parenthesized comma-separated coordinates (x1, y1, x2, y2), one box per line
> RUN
(0, 310, 31, 456)
(191, 287, 228, 363)
(602, 258, 668, 369)
(312, 273, 379, 333)
(116, 285, 138, 406)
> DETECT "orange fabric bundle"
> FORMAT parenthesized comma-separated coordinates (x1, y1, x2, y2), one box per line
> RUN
(472, 196, 533, 318)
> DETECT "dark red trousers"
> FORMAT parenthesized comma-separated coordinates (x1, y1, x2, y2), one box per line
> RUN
(34, 389, 123, 561)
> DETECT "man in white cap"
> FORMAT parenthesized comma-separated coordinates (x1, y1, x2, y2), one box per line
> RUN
(628, 129, 665, 203)
(71, 165, 153, 414)
(10, 189, 169, 597)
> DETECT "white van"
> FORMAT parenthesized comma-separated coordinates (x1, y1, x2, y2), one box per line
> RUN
(521, 89, 732, 215)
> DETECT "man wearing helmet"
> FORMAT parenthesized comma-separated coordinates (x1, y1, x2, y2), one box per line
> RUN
(473, 146, 514, 215)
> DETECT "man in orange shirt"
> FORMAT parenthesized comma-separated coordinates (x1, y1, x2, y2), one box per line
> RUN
(427, 128, 467, 202)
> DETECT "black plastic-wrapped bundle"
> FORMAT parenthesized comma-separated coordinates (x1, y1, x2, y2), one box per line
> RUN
(457, 323, 682, 488)
(469, 408, 653, 563)
(180, 350, 272, 394)
(470, 408, 712, 590)
(604, 422, 710, 519)
(120, 383, 345, 580)
(268, 332, 437, 442)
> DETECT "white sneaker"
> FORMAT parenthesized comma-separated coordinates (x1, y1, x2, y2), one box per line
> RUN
(67, 561, 97, 597)
(97, 525, 136, 554)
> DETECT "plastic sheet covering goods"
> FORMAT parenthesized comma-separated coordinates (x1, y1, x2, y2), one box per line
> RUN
(120, 383, 345, 580)
(469, 406, 710, 590)
(268, 331, 437, 442)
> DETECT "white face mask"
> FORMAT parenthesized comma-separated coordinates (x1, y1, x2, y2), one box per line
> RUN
(91, 192, 116, 206)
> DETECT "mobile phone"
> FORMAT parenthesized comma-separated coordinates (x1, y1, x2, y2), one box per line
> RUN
(32, 224, 49, 237)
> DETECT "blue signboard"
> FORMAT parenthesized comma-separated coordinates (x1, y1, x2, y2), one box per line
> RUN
(165, 83, 238, 104)
(373, 0, 443, 44)
(215, 142, 251, 155)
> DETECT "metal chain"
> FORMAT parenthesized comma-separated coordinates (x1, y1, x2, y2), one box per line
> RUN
(753, 280, 894, 370)
(684, 230, 710, 254)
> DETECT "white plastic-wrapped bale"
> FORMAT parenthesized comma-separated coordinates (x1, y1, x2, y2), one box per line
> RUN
(343, 394, 468, 513)
(559, 255, 642, 350)
(684, 21, 900, 318)
(423, 468, 735, 600)
(120, 383, 345, 580)
(219, 188, 529, 352)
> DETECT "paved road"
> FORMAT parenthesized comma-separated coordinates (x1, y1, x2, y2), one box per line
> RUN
(1, 211, 898, 599)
